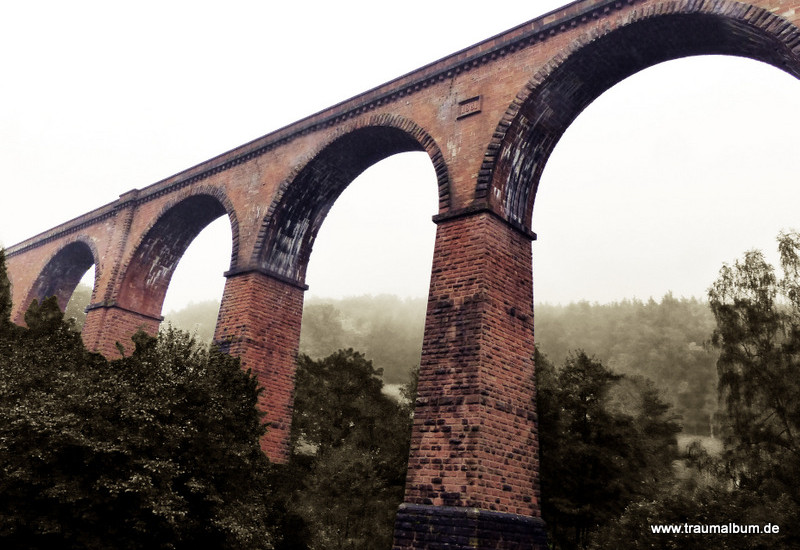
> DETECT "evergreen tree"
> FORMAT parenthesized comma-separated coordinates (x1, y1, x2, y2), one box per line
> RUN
(536, 349, 680, 548)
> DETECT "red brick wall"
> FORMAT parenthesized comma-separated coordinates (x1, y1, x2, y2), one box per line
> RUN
(214, 269, 305, 462)
(82, 304, 162, 358)
(403, 211, 539, 517)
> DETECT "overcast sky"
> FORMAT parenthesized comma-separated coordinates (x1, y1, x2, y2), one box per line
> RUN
(2, 1, 800, 312)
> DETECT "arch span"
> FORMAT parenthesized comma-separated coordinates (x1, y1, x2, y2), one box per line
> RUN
(484, 1, 800, 229)
(254, 115, 448, 284)
(117, 191, 238, 319)
(25, 239, 97, 314)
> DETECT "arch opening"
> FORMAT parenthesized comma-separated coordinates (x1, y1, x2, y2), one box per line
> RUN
(27, 240, 96, 318)
(532, 53, 800, 305)
(289, 150, 439, 547)
(64, 265, 95, 330)
(257, 122, 447, 284)
(489, 7, 800, 229)
(117, 194, 235, 321)
(300, 150, 438, 379)
(160, 216, 232, 343)
(514, 25, 800, 451)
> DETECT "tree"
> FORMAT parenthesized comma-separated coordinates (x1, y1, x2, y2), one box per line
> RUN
(708, 230, 800, 507)
(534, 296, 718, 436)
(592, 232, 800, 549)
(280, 349, 414, 550)
(536, 349, 680, 549)
(0, 249, 11, 328)
(0, 292, 277, 548)
(297, 303, 348, 360)
(64, 283, 92, 331)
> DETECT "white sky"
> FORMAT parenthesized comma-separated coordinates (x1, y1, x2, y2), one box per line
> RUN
(2, 1, 800, 312)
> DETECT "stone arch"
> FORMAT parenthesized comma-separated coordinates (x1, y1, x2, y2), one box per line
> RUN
(116, 189, 239, 318)
(482, 1, 800, 231)
(25, 237, 98, 313)
(253, 114, 448, 284)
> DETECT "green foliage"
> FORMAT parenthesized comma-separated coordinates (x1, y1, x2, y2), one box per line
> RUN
(0, 249, 11, 327)
(535, 294, 718, 435)
(276, 349, 414, 550)
(536, 349, 681, 549)
(64, 283, 92, 331)
(299, 296, 426, 385)
(162, 300, 221, 345)
(159, 294, 425, 386)
(0, 296, 277, 549)
(708, 231, 800, 508)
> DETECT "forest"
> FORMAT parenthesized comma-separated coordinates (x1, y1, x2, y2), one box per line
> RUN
(72, 291, 718, 436)
(15, 232, 800, 547)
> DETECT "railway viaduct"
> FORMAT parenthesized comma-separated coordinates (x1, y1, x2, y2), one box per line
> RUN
(6, 0, 800, 547)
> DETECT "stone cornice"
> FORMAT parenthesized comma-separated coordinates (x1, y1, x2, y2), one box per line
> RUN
(223, 266, 309, 291)
(432, 203, 538, 241)
(6, 0, 637, 257)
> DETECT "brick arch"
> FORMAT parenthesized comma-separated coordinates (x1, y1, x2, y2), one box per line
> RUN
(116, 189, 238, 318)
(24, 237, 98, 314)
(482, 0, 800, 231)
(253, 114, 448, 284)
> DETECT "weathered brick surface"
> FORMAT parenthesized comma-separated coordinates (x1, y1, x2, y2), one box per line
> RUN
(399, 212, 539, 519)
(4, 1, 800, 547)
(82, 304, 162, 358)
(213, 269, 305, 462)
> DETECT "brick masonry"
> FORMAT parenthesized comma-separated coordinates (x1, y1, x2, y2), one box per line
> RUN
(213, 269, 305, 461)
(4, 1, 800, 548)
(82, 304, 162, 358)
(403, 212, 539, 516)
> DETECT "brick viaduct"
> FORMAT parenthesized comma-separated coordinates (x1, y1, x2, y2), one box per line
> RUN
(6, 0, 800, 547)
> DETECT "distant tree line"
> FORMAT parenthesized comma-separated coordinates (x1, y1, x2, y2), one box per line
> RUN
(67, 293, 426, 387)
(66, 283, 718, 437)
(535, 294, 719, 436)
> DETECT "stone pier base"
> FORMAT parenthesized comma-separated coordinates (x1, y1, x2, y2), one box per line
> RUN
(393, 504, 547, 550)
